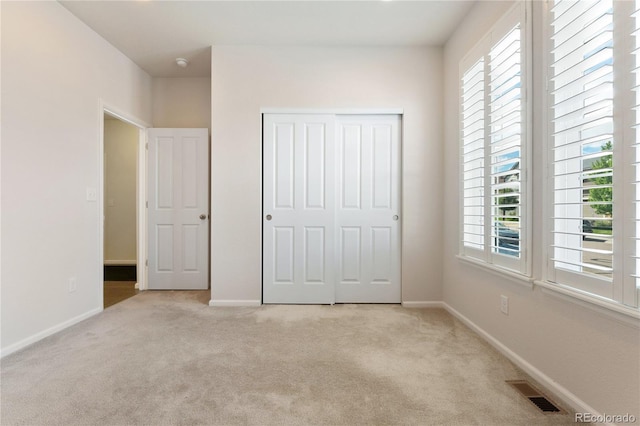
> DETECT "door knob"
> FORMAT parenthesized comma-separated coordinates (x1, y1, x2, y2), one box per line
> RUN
(266, 214, 272, 221)
(393, 215, 399, 221)
(199, 214, 207, 220)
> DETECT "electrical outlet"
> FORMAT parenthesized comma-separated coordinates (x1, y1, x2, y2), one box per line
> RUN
(68, 277, 77, 293)
(86, 187, 97, 202)
(500, 295, 509, 315)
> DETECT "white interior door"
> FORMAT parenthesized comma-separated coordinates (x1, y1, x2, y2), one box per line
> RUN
(263, 113, 401, 304)
(147, 128, 209, 290)
(335, 115, 401, 303)
(263, 114, 336, 303)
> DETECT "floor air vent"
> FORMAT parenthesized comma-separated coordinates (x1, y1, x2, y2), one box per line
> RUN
(506, 380, 565, 414)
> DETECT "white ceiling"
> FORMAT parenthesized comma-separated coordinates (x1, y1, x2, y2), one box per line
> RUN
(59, 0, 476, 78)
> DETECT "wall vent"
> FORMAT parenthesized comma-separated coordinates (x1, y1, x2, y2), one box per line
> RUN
(506, 380, 565, 414)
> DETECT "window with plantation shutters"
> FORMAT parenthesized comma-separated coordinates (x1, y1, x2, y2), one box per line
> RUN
(546, 0, 639, 309)
(548, 0, 614, 295)
(462, 58, 485, 254)
(630, 0, 640, 305)
(489, 23, 524, 270)
(459, 3, 529, 275)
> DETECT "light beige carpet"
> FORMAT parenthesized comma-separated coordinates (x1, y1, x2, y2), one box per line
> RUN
(1, 291, 575, 425)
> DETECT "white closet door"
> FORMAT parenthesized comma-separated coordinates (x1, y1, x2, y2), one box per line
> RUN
(147, 128, 209, 290)
(263, 114, 336, 304)
(335, 115, 401, 303)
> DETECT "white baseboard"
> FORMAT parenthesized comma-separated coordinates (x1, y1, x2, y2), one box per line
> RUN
(442, 302, 603, 420)
(402, 301, 446, 308)
(209, 299, 262, 307)
(103, 260, 136, 266)
(1, 307, 102, 358)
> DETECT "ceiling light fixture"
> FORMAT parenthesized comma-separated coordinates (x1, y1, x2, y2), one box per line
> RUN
(176, 58, 189, 68)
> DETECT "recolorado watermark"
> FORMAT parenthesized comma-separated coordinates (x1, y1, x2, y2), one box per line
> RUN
(575, 413, 637, 423)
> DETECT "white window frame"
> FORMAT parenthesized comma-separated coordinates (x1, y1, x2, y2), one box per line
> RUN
(542, 0, 640, 311)
(459, 2, 532, 278)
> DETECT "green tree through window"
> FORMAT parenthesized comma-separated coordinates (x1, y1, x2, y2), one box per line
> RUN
(588, 141, 612, 217)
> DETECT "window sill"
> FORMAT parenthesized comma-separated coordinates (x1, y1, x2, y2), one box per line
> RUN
(456, 255, 534, 289)
(533, 280, 640, 328)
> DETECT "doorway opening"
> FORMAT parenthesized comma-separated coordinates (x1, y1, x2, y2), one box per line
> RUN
(103, 113, 139, 307)
(100, 104, 149, 309)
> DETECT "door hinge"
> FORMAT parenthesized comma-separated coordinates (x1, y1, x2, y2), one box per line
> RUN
(146, 201, 148, 208)
(145, 143, 149, 150)
(145, 259, 148, 266)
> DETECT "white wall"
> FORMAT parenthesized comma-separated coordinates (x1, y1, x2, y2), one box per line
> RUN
(104, 118, 138, 264)
(211, 46, 443, 304)
(443, 0, 640, 417)
(152, 77, 211, 130)
(1, 1, 152, 355)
